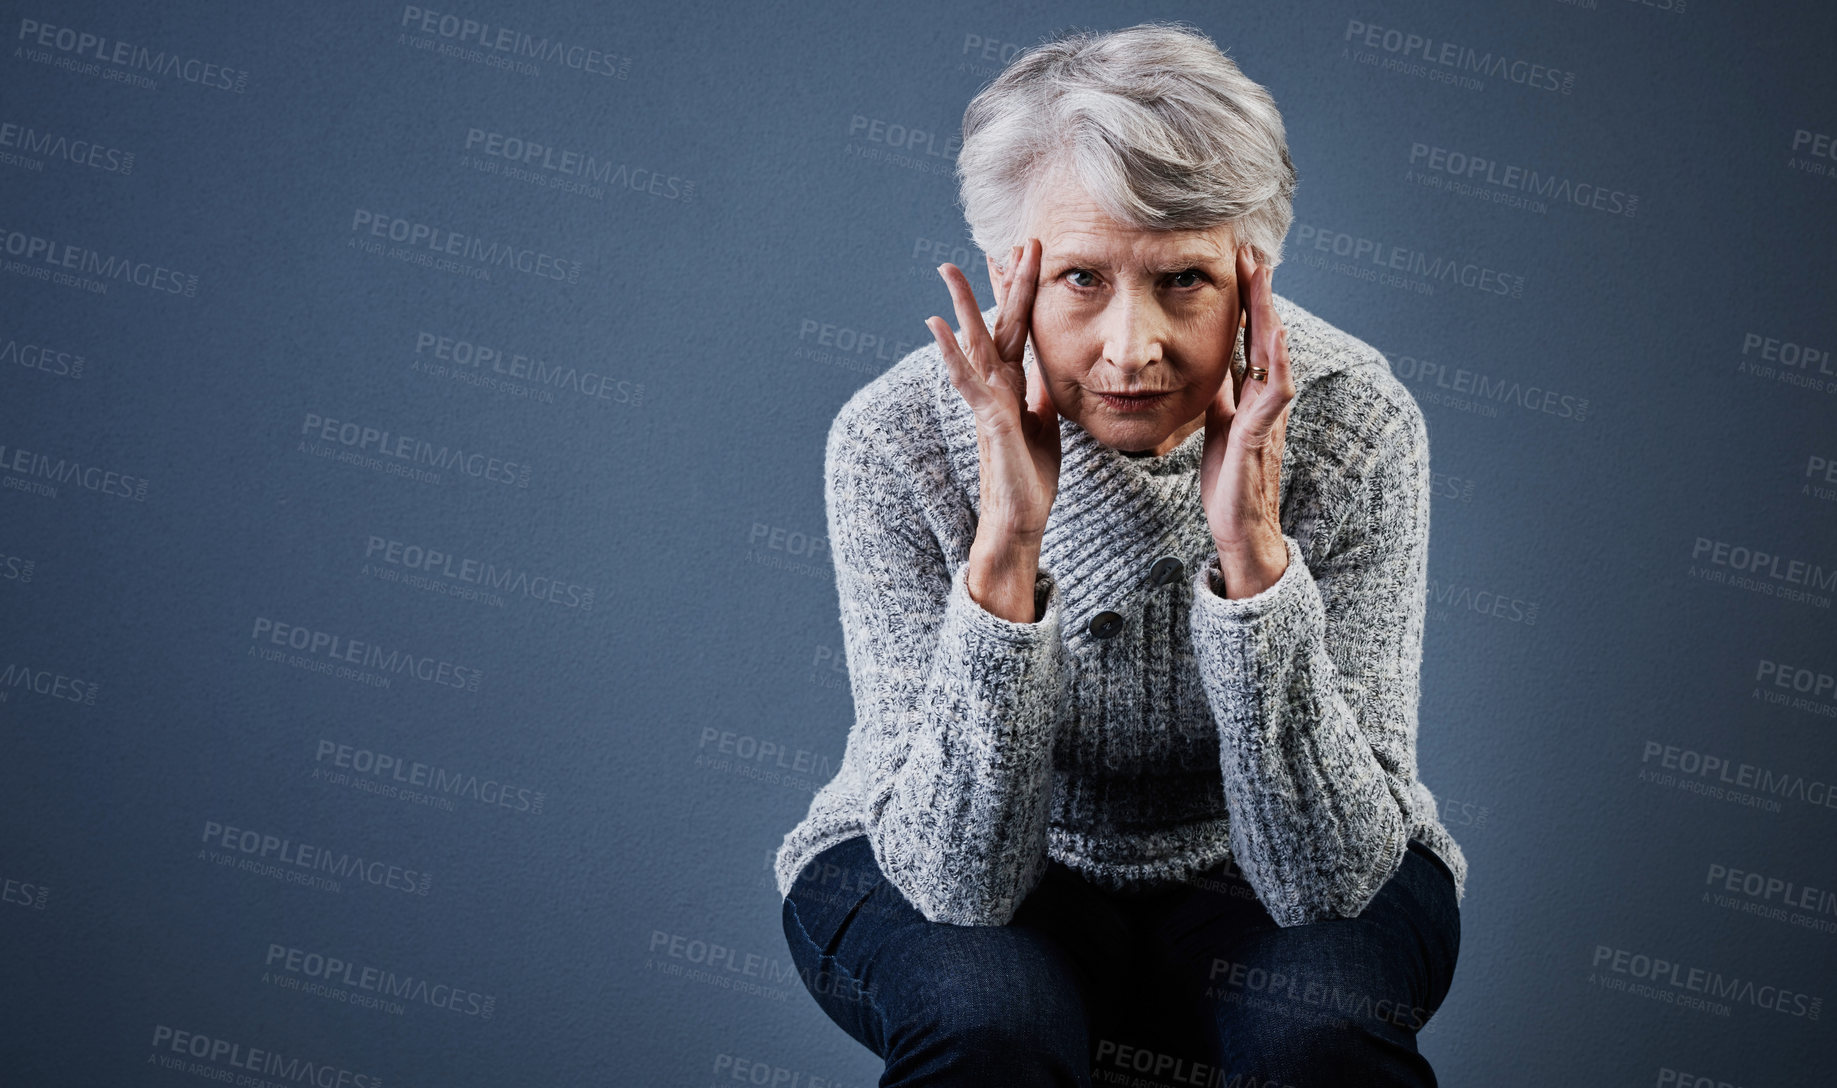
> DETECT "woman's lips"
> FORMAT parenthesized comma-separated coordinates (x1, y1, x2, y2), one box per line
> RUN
(1095, 390, 1172, 413)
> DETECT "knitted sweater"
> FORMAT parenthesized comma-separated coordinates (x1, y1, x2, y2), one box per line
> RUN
(774, 291, 1467, 928)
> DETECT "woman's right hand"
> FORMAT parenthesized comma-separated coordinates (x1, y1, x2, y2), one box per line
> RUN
(926, 237, 1060, 542)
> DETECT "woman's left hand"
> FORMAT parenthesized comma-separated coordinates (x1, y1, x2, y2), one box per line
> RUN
(1199, 243, 1294, 600)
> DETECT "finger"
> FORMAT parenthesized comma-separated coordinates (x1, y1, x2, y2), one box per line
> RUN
(992, 243, 1021, 335)
(1246, 248, 1269, 371)
(1234, 242, 1257, 408)
(1024, 341, 1058, 429)
(1254, 336, 1293, 428)
(1236, 241, 1257, 323)
(1012, 238, 1043, 317)
(994, 238, 1042, 362)
(1270, 324, 1292, 398)
(993, 244, 1018, 315)
(1253, 262, 1291, 405)
(1252, 259, 1280, 371)
(1242, 255, 1283, 411)
(938, 262, 998, 380)
(1240, 343, 1294, 444)
(927, 314, 991, 410)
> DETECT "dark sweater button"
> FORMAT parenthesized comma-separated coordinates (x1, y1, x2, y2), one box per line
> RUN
(1088, 610, 1124, 639)
(1148, 555, 1185, 587)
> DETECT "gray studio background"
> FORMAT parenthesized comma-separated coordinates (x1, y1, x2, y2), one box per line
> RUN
(4, 1, 1834, 1085)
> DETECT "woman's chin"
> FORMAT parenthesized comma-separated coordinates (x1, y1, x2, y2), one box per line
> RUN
(1084, 417, 1175, 453)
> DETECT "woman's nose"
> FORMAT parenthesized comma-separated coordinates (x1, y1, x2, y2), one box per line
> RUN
(1101, 296, 1166, 372)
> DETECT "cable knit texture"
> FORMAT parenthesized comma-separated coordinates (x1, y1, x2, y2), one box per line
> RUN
(774, 292, 1467, 928)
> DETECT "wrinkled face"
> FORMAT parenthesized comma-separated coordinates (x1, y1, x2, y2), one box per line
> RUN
(995, 171, 1246, 456)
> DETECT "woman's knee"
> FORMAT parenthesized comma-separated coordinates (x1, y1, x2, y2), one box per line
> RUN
(1203, 953, 1436, 1086)
(893, 925, 1092, 1062)
(1211, 998, 1431, 1086)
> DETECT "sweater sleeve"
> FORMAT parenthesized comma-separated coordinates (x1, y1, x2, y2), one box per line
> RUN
(824, 413, 1068, 927)
(1186, 393, 1432, 927)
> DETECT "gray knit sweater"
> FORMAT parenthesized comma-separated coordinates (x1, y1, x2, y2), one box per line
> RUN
(774, 291, 1467, 928)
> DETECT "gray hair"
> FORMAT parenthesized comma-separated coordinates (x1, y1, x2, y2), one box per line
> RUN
(955, 22, 1297, 275)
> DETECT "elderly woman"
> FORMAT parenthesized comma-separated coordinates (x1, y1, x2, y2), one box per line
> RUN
(774, 22, 1466, 1087)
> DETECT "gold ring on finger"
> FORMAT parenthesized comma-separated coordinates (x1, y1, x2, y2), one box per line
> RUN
(1246, 366, 1268, 382)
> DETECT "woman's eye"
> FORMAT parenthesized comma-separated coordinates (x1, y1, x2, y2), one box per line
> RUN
(1061, 269, 1204, 289)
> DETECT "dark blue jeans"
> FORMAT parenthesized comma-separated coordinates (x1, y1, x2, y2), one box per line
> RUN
(782, 835, 1460, 1088)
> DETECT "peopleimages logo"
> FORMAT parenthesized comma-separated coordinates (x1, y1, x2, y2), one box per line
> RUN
(460, 128, 695, 201)
(1753, 657, 1837, 719)
(0, 659, 100, 705)
(1389, 352, 1589, 421)
(2, 874, 49, 910)
(298, 411, 532, 488)
(1406, 142, 1637, 217)
(1689, 537, 1837, 606)
(844, 114, 959, 177)
(200, 819, 433, 895)
(349, 209, 584, 284)
(0, 224, 197, 297)
(16, 19, 249, 93)
(411, 331, 643, 406)
(315, 739, 547, 814)
(147, 1026, 380, 1087)
(364, 534, 594, 612)
(0, 118, 135, 175)
(1292, 222, 1526, 298)
(1740, 332, 1833, 376)
(1789, 128, 1835, 178)
(1343, 19, 1576, 94)
(0, 334, 86, 378)
(265, 943, 496, 1018)
(1640, 739, 1837, 813)
(249, 615, 485, 692)
(0, 438, 150, 500)
(1704, 863, 1837, 918)
(398, 6, 632, 77)
(358, 536, 587, 610)
(1590, 944, 1823, 1020)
